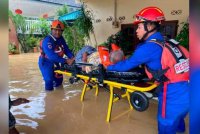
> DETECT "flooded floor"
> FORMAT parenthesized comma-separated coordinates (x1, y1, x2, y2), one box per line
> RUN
(9, 53, 188, 134)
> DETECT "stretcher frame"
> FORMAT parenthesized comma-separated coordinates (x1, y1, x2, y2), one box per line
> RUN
(55, 69, 157, 122)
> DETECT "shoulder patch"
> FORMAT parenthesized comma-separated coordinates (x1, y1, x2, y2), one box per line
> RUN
(48, 44, 52, 49)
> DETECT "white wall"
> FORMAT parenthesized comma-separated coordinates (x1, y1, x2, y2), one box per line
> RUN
(83, 0, 189, 46)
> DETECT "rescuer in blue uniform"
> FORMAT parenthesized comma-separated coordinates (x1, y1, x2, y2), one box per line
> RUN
(106, 7, 189, 134)
(38, 20, 74, 91)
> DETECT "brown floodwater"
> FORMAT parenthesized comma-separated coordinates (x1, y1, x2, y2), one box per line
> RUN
(9, 53, 188, 134)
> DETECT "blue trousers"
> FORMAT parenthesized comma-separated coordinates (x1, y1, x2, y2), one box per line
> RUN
(190, 69, 200, 134)
(38, 57, 63, 91)
(157, 81, 189, 134)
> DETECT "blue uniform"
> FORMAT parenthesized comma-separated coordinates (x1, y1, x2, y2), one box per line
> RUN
(107, 32, 189, 134)
(38, 34, 74, 91)
(190, 68, 200, 134)
(75, 45, 96, 63)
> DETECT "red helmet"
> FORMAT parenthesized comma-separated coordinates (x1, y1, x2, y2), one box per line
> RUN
(133, 6, 165, 25)
(51, 20, 65, 30)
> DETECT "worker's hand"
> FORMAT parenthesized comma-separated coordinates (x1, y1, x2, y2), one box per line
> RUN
(66, 57, 75, 65)
(12, 98, 30, 106)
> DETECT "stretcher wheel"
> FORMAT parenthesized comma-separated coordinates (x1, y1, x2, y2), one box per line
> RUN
(69, 77, 79, 84)
(69, 77, 75, 84)
(130, 91, 149, 112)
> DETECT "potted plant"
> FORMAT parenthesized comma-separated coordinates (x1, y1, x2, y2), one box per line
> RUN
(25, 36, 40, 53)
(33, 38, 41, 53)
(8, 42, 17, 54)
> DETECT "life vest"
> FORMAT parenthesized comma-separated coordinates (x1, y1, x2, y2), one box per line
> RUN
(39, 35, 65, 79)
(40, 35, 65, 58)
(145, 39, 189, 118)
(145, 39, 189, 83)
(98, 43, 124, 67)
(54, 44, 64, 57)
(98, 45, 112, 67)
(39, 40, 45, 57)
(111, 43, 121, 51)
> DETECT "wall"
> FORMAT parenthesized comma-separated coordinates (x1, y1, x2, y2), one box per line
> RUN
(82, 0, 189, 46)
(9, 17, 19, 53)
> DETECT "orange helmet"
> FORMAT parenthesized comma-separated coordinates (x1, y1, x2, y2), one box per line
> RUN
(51, 20, 65, 30)
(133, 6, 165, 25)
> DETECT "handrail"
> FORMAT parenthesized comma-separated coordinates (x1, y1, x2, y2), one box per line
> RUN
(17, 19, 51, 34)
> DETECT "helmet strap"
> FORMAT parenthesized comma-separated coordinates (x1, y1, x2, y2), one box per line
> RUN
(141, 22, 157, 41)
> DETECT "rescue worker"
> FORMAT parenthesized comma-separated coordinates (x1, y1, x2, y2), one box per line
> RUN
(106, 7, 189, 134)
(38, 20, 75, 91)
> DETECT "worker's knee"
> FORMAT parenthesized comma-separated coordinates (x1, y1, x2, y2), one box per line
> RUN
(45, 80, 54, 91)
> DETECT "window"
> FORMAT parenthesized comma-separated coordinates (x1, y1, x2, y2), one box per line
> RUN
(121, 20, 179, 53)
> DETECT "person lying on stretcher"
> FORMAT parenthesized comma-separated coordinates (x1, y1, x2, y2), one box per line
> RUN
(75, 44, 125, 73)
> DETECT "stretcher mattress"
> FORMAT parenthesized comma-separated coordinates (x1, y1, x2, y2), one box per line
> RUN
(60, 63, 149, 84)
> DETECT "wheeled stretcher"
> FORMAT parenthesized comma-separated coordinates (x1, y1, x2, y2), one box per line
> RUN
(55, 63, 158, 122)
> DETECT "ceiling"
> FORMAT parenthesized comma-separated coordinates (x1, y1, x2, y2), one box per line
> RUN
(9, 0, 81, 18)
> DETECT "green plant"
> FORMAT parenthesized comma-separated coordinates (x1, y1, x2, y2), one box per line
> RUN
(176, 21, 189, 50)
(9, 10, 35, 53)
(56, 5, 69, 17)
(55, 5, 86, 53)
(106, 31, 132, 54)
(63, 25, 85, 53)
(34, 18, 51, 38)
(8, 43, 17, 54)
(74, 5, 97, 45)
(26, 36, 40, 50)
